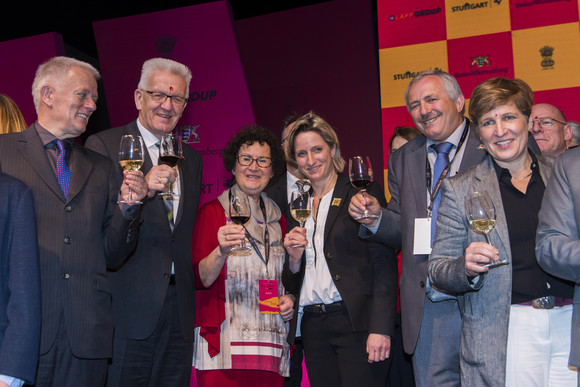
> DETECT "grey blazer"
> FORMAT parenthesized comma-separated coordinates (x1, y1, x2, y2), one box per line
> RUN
(536, 146, 580, 368)
(361, 121, 487, 354)
(428, 153, 554, 386)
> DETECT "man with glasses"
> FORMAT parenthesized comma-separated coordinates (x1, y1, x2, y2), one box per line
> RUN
(530, 103, 572, 157)
(86, 58, 203, 387)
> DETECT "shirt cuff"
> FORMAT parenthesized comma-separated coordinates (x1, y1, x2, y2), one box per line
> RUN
(0, 374, 24, 387)
(362, 211, 382, 234)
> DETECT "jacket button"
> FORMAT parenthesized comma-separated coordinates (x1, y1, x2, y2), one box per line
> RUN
(420, 281, 425, 288)
(163, 273, 170, 279)
(326, 252, 332, 260)
(64, 237, 72, 244)
(333, 274, 341, 281)
(64, 206, 72, 212)
(63, 273, 70, 279)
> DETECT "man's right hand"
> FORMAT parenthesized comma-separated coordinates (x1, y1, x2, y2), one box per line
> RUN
(348, 192, 381, 228)
(145, 165, 178, 198)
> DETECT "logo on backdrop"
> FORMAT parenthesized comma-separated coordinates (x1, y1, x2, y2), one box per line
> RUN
(180, 125, 201, 144)
(393, 67, 442, 81)
(451, 1, 502, 12)
(454, 55, 509, 78)
(155, 34, 178, 59)
(540, 46, 555, 69)
(388, 7, 441, 21)
(471, 55, 491, 67)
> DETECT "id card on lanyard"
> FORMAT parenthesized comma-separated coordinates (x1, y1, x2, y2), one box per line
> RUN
(413, 122, 469, 255)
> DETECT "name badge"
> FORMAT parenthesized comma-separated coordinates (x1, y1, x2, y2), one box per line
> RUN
(259, 279, 279, 314)
(413, 218, 432, 255)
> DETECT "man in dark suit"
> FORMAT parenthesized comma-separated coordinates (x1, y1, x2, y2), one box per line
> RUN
(0, 56, 147, 387)
(85, 58, 202, 387)
(265, 114, 304, 387)
(0, 173, 41, 387)
(349, 70, 486, 387)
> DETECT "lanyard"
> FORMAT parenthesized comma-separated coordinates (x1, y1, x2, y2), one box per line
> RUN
(426, 121, 470, 215)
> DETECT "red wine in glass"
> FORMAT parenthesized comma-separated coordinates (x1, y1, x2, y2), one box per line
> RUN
(349, 156, 379, 220)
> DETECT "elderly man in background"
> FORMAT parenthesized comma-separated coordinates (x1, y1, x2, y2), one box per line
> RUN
(530, 103, 571, 157)
(565, 121, 580, 150)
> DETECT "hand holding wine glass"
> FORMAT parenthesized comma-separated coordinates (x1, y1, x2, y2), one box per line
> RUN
(349, 156, 379, 220)
(229, 191, 252, 256)
(290, 190, 312, 248)
(118, 135, 144, 204)
(158, 133, 183, 197)
(465, 191, 508, 268)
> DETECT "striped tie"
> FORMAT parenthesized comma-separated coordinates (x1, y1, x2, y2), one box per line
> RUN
(430, 141, 453, 246)
(54, 139, 71, 199)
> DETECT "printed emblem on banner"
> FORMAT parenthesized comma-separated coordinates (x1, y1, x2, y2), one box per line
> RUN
(179, 125, 201, 144)
(471, 56, 490, 68)
(540, 46, 555, 70)
(155, 34, 178, 59)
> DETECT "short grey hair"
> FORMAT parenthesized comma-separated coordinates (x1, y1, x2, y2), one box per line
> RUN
(404, 69, 464, 113)
(567, 121, 580, 145)
(31, 56, 100, 112)
(138, 58, 192, 96)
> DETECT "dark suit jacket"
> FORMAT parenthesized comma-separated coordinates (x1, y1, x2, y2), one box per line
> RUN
(85, 120, 202, 342)
(0, 125, 140, 358)
(282, 173, 398, 345)
(0, 173, 41, 384)
(265, 172, 290, 230)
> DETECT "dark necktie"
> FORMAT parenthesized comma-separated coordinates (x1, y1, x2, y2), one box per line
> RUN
(430, 141, 453, 245)
(54, 139, 71, 199)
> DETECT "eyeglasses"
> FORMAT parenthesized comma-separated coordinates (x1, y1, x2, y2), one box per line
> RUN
(530, 117, 566, 129)
(237, 154, 272, 168)
(142, 90, 188, 107)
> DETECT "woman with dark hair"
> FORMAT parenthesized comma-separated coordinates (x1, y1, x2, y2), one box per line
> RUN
(192, 125, 293, 386)
(282, 112, 397, 386)
(428, 77, 576, 386)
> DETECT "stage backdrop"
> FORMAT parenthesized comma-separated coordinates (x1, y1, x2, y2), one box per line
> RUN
(377, 0, 580, 190)
(93, 0, 255, 207)
(0, 33, 66, 126)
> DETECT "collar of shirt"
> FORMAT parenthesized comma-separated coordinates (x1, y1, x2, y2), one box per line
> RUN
(35, 122, 73, 150)
(136, 119, 163, 162)
(286, 171, 301, 202)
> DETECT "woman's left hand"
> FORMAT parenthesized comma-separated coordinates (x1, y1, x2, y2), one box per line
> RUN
(279, 294, 296, 322)
(366, 333, 391, 363)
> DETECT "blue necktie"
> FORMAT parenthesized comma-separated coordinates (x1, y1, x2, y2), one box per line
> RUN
(54, 139, 71, 199)
(430, 141, 453, 246)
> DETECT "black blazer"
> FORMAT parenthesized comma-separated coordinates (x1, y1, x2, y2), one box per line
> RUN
(0, 125, 140, 358)
(85, 120, 202, 342)
(282, 173, 398, 345)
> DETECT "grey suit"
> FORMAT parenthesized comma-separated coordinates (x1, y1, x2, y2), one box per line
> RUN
(360, 121, 486, 386)
(429, 153, 553, 386)
(0, 124, 140, 359)
(536, 146, 580, 369)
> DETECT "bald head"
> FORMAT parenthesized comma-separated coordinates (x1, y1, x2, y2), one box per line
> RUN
(530, 103, 570, 157)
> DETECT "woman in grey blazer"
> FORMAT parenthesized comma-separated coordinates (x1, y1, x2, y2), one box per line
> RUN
(428, 77, 576, 386)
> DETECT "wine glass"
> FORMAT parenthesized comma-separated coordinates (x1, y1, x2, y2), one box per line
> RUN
(118, 134, 144, 204)
(158, 133, 183, 197)
(290, 190, 312, 248)
(465, 191, 508, 268)
(229, 191, 252, 256)
(349, 156, 379, 220)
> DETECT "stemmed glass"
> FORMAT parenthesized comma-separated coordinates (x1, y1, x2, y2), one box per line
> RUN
(118, 134, 144, 204)
(290, 190, 312, 248)
(158, 133, 183, 197)
(349, 156, 379, 220)
(465, 191, 508, 268)
(229, 191, 252, 256)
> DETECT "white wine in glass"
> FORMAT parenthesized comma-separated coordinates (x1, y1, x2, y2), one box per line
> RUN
(118, 135, 144, 204)
(465, 191, 508, 268)
(290, 190, 312, 248)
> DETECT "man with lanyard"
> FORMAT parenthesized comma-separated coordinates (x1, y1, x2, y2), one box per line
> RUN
(349, 70, 486, 387)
